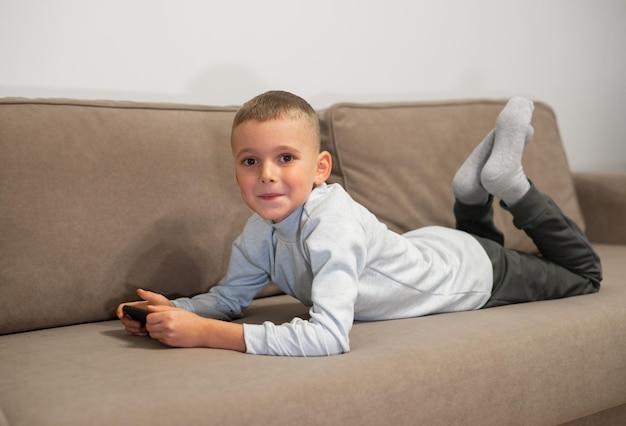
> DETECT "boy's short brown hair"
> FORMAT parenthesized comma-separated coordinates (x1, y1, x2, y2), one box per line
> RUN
(232, 91, 320, 150)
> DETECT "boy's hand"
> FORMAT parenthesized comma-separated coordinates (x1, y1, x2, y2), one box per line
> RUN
(145, 305, 211, 347)
(116, 288, 174, 336)
(146, 306, 246, 352)
(117, 289, 246, 352)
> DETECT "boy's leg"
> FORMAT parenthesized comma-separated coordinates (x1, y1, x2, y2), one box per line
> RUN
(483, 184, 602, 308)
(454, 197, 504, 245)
(481, 97, 534, 206)
(452, 124, 533, 206)
(460, 97, 602, 307)
(506, 183, 602, 287)
(452, 127, 504, 243)
(452, 129, 495, 205)
(452, 98, 533, 243)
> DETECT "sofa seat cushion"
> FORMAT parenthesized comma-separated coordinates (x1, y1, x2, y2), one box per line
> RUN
(320, 100, 584, 253)
(1, 243, 623, 426)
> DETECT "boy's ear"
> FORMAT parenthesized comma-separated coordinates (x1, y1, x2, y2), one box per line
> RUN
(314, 151, 332, 185)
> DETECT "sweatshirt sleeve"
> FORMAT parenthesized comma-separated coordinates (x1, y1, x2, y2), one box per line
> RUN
(172, 219, 272, 321)
(243, 202, 366, 356)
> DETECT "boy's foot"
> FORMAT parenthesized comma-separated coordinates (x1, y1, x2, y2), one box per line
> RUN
(452, 129, 495, 205)
(481, 97, 534, 206)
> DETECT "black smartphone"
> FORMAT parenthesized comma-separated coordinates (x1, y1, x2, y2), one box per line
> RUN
(122, 305, 149, 326)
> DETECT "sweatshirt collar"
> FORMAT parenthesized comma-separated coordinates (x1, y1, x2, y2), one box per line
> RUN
(266, 183, 327, 243)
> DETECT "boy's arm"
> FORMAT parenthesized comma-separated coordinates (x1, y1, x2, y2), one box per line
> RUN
(117, 289, 246, 351)
(145, 305, 246, 351)
(243, 215, 365, 356)
(173, 223, 274, 321)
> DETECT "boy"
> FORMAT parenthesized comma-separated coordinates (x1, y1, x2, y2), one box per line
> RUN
(117, 91, 601, 356)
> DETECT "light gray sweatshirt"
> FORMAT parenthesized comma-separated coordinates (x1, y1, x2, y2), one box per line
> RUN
(173, 183, 492, 356)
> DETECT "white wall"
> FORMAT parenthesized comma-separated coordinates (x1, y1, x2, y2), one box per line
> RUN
(1, 0, 624, 171)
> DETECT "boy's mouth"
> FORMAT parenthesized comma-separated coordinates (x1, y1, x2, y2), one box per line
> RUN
(258, 193, 283, 201)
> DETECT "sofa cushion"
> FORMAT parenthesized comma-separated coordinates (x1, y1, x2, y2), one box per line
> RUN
(0, 243, 623, 425)
(0, 99, 252, 334)
(320, 100, 584, 252)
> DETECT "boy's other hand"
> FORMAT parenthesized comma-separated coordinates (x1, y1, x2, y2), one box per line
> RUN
(144, 305, 212, 348)
(117, 288, 174, 336)
(146, 305, 246, 352)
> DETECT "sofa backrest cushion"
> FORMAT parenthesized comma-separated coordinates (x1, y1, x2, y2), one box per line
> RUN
(320, 100, 584, 253)
(0, 99, 252, 334)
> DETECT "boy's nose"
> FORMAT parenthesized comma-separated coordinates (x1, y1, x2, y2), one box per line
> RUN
(259, 163, 277, 183)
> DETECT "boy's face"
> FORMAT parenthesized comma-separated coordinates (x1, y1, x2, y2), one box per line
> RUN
(231, 118, 331, 223)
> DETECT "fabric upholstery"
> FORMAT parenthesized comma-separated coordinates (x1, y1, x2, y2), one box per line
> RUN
(573, 172, 626, 244)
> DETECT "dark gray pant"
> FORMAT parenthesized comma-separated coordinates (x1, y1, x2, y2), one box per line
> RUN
(454, 184, 602, 308)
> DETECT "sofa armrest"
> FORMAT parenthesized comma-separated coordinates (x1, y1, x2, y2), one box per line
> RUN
(573, 172, 626, 244)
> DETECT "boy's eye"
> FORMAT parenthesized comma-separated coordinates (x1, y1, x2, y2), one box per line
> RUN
(242, 158, 257, 166)
(280, 154, 294, 163)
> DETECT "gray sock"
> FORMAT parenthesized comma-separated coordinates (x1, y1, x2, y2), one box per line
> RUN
(452, 129, 495, 205)
(481, 97, 534, 206)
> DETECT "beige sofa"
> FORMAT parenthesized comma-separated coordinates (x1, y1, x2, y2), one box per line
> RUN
(0, 97, 624, 425)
